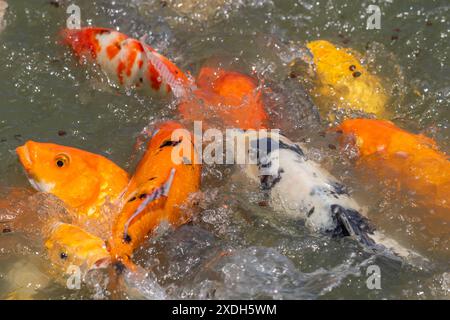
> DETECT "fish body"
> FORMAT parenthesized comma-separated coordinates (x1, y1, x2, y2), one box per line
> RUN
(16, 141, 129, 223)
(45, 223, 110, 275)
(16, 141, 130, 274)
(335, 119, 450, 216)
(62, 27, 189, 96)
(109, 122, 201, 266)
(238, 130, 424, 260)
(178, 66, 268, 129)
(306, 40, 388, 117)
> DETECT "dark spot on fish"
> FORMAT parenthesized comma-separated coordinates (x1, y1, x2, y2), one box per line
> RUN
(115, 42, 122, 50)
(148, 177, 156, 181)
(349, 65, 356, 71)
(60, 252, 68, 260)
(128, 196, 136, 202)
(260, 161, 272, 168)
(49, 1, 60, 8)
(352, 71, 362, 78)
(391, 35, 399, 41)
(123, 234, 132, 243)
(113, 261, 126, 275)
(307, 207, 315, 217)
(260, 168, 284, 190)
(160, 139, 181, 149)
(279, 140, 304, 157)
(14, 134, 22, 141)
(289, 71, 298, 79)
(328, 144, 336, 150)
(58, 130, 67, 136)
(139, 193, 147, 200)
(258, 200, 268, 207)
(426, 21, 432, 26)
(139, 77, 143, 83)
(2, 227, 11, 233)
(160, 0, 168, 8)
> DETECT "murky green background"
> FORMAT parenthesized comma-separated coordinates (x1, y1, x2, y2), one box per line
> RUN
(0, 0, 449, 299)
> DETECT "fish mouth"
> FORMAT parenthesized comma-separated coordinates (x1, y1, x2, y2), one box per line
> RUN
(16, 143, 55, 193)
(16, 144, 33, 171)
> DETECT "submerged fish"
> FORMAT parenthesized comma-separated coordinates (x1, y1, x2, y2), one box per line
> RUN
(178, 66, 269, 129)
(16, 140, 129, 223)
(335, 119, 450, 219)
(305, 40, 388, 118)
(61, 27, 190, 96)
(45, 222, 110, 275)
(234, 130, 425, 261)
(109, 121, 201, 268)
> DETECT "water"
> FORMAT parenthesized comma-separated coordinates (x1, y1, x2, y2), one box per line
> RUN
(0, 0, 449, 299)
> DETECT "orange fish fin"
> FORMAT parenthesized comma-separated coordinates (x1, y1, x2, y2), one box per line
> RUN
(122, 168, 176, 240)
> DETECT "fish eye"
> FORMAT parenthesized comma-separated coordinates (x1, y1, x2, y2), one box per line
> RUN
(55, 154, 70, 168)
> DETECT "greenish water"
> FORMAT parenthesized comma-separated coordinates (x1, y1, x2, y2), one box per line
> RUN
(0, 0, 449, 299)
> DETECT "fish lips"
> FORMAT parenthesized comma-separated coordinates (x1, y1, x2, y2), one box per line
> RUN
(16, 144, 52, 192)
(16, 144, 33, 171)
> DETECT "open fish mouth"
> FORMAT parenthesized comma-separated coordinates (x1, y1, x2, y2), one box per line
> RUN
(16, 144, 55, 193)
(16, 144, 33, 171)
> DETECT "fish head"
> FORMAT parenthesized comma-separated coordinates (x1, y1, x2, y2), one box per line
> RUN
(45, 223, 110, 274)
(16, 141, 108, 210)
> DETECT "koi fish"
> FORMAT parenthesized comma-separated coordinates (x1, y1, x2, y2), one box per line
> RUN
(178, 66, 269, 129)
(16, 141, 130, 275)
(235, 130, 426, 261)
(335, 119, 450, 218)
(16, 141, 129, 226)
(305, 40, 388, 118)
(109, 121, 201, 268)
(61, 27, 190, 96)
(45, 223, 110, 275)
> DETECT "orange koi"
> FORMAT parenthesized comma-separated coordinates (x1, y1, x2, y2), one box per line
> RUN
(61, 27, 190, 96)
(109, 121, 201, 268)
(335, 119, 450, 218)
(178, 66, 269, 130)
(16, 141, 129, 225)
(45, 223, 110, 274)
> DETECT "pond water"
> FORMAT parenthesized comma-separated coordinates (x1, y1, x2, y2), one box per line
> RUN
(0, 0, 449, 299)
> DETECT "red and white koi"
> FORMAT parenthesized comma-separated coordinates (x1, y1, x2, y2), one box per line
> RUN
(61, 27, 191, 97)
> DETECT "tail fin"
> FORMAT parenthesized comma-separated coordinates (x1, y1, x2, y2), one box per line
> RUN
(330, 205, 430, 267)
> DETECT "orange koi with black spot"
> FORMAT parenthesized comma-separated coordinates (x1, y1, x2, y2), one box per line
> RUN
(109, 121, 201, 269)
